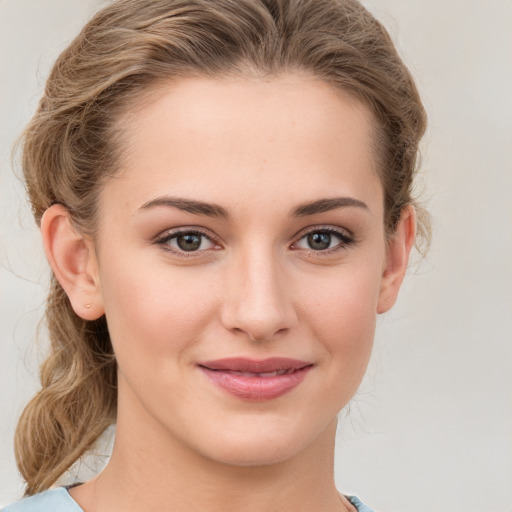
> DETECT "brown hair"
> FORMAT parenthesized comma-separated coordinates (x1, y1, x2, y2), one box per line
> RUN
(16, 0, 428, 495)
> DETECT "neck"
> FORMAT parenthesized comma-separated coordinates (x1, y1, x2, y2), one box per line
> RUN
(71, 385, 348, 512)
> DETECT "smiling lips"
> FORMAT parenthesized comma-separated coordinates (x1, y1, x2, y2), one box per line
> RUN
(198, 357, 313, 400)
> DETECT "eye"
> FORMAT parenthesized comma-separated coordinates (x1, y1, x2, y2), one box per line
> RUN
(292, 228, 354, 252)
(155, 229, 218, 254)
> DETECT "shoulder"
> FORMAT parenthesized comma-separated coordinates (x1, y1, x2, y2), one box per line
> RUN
(3, 488, 374, 512)
(346, 494, 376, 512)
(2, 488, 83, 512)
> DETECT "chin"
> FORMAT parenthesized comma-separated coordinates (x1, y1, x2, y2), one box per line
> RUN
(214, 441, 297, 467)
(192, 415, 335, 468)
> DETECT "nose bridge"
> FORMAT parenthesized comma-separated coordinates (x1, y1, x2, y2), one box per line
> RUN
(221, 242, 296, 341)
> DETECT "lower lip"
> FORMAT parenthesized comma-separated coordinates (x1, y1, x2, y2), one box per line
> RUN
(199, 366, 313, 401)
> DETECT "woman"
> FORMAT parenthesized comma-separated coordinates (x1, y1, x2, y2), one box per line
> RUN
(4, 0, 428, 510)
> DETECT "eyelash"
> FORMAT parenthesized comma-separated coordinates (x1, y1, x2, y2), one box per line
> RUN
(154, 226, 355, 257)
(154, 229, 220, 258)
(291, 226, 355, 255)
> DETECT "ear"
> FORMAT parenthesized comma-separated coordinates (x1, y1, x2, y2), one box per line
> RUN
(377, 205, 416, 314)
(41, 204, 104, 320)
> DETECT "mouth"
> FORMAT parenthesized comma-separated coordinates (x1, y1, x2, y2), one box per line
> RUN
(197, 357, 314, 401)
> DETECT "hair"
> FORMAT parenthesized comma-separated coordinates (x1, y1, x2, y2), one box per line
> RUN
(15, 0, 428, 495)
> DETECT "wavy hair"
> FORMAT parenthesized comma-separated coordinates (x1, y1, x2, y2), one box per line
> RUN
(15, 0, 428, 495)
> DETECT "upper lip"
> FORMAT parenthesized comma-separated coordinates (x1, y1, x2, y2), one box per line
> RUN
(198, 357, 312, 373)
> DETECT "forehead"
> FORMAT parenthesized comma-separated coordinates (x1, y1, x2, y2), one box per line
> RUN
(102, 74, 382, 217)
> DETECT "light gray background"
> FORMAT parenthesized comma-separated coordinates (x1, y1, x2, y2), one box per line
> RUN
(1, 1, 511, 511)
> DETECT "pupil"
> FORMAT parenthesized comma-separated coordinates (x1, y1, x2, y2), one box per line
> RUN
(177, 233, 201, 251)
(308, 232, 331, 250)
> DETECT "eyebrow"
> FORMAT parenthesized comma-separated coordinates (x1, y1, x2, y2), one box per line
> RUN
(139, 195, 368, 218)
(139, 196, 229, 217)
(291, 197, 369, 216)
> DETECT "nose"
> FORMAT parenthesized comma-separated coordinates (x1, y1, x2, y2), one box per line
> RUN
(220, 248, 297, 342)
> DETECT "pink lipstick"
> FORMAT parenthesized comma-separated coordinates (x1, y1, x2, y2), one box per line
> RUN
(198, 357, 313, 400)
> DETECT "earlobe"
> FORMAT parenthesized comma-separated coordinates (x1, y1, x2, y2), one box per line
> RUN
(377, 206, 416, 314)
(41, 204, 104, 320)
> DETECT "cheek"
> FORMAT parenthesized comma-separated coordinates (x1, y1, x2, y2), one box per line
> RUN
(97, 255, 218, 365)
(299, 262, 382, 372)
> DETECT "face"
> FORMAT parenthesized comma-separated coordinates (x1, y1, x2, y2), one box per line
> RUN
(88, 74, 398, 466)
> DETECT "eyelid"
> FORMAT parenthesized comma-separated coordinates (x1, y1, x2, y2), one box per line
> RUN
(154, 226, 222, 256)
(152, 224, 355, 257)
(290, 225, 356, 253)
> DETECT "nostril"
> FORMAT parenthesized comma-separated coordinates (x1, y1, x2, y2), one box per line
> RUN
(220, 271, 298, 342)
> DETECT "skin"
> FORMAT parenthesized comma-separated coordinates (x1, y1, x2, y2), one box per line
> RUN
(42, 74, 415, 512)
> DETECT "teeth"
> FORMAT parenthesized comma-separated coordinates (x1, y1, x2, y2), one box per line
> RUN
(226, 369, 291, 377)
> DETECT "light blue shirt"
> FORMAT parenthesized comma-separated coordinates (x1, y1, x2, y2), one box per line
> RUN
(2, 487, 375, 511)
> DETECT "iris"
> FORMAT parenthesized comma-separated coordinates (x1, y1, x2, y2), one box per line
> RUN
(307, 232, 331, 250)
